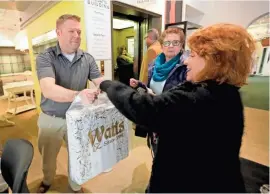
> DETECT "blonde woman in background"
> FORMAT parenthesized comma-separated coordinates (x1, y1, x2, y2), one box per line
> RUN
(116, 46, 134, 86)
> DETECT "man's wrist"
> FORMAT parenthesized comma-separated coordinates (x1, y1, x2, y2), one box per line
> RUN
(72, 91, 79, 101)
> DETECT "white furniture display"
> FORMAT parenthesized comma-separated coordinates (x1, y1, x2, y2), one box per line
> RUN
(4, 81, 36, 115)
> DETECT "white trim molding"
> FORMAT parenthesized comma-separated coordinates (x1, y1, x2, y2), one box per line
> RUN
(20, 0, 60, 30)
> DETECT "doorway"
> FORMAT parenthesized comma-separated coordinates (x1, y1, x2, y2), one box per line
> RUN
(112, 16, 138, 84)
(111, 1, 162, 82)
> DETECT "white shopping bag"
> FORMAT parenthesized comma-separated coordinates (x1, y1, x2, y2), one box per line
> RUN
(66, 93, 129, 185)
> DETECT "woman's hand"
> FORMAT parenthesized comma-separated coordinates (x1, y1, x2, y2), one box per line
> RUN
(147, 88, 156, 96)
(130, 78, 139, 88)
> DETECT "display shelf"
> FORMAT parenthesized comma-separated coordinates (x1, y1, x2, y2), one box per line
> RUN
(7, 104, 36, 115)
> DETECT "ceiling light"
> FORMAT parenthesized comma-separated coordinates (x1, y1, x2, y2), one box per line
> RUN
(113, 18, 135, 29)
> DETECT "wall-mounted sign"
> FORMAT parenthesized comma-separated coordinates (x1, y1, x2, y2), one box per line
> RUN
(137, 0, 156, 4)
(84, 0, 112, 60)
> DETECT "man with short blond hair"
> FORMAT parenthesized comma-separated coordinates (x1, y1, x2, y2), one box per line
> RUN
(36, 14, 104, 193)
(56, 14, 81, 28)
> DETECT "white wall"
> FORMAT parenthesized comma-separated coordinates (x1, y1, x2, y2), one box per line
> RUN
(183, 0, 269, 28)
(0, 33, 15, 47)
(116, 0, 165, 30)
(14, 30, 29, 51)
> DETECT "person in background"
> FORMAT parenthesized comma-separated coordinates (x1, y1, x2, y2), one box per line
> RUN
(139, 29, 162, 84)
(99, 23, 255, 192)
(36, 14, 105, 193)
(130, 27, 187, 157)
(116, 46, 134, 86)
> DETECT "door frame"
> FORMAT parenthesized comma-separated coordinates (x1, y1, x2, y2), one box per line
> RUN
(165, 21, 201, 49)
(111, 1, 162, 80)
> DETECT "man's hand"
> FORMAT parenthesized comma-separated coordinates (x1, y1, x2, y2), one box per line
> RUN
(130, 78, 139, 88)
(78, 89, 99, 104)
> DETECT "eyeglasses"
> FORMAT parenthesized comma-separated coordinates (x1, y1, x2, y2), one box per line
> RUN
(163, 40, 181, 47)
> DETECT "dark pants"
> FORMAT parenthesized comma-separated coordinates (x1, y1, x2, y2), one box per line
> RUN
(147, 134, 158, 157)
(145, 185, 149, 193)
(118, 65, 134, 86)
(145, 135, 158, 193)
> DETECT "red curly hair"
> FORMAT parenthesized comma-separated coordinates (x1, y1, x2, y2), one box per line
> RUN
(188, 23, 256, 87)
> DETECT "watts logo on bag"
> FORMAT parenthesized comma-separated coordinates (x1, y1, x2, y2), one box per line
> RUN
(88, 120, 125, 151)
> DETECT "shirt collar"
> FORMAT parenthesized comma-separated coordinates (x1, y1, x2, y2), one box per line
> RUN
(56, 42, 83, 57)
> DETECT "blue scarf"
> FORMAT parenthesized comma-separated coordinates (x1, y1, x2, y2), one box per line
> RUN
(152, 52, 181, 82)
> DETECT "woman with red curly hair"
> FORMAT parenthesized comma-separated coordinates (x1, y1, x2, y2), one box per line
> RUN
(99, 23, 255, 192)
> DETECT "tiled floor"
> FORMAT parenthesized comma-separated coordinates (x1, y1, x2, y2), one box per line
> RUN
(0, 98, 269, 193)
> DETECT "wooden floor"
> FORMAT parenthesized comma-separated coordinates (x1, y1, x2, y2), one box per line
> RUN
(0, 98, 268, 193)
(241, 107, 269, 166)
